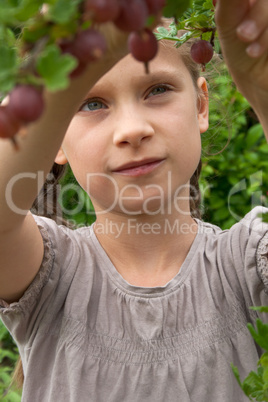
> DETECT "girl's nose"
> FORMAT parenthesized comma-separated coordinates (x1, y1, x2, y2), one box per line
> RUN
(113, 109, 154, 148)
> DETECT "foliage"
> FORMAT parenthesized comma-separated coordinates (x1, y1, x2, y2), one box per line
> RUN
(0, 0, 192, 98)
(231, 307, 268, 401)
(59, 164, 95, 227)
(0, 323, 21, 400)
(156, 0, 217, 48)
(200, 66, 268, 230)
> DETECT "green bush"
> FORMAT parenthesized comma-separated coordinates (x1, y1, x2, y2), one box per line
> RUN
(0, 323, 21, 401)
(201, 66, 268, 229)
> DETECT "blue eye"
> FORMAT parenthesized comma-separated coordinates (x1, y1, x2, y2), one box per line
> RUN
(81, 100, 106, 111)
(152, 87, 166, 95)
(148, 85, 170, 97)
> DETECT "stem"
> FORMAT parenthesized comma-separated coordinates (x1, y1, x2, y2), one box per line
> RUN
(210, 28, 216, 47)
(144, 62, 149, 74)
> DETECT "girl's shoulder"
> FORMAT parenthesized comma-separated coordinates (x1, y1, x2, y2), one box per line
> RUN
(32, 214, 95, 242)
(195, 206, 268, 317)
(198, 206, 268, 238)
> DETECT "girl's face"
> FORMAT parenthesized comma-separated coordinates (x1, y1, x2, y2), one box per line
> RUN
(56, 43, 209, 218)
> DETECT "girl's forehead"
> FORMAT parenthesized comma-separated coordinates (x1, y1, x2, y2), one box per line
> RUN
(118, 42, 186, 74)
(89, 44, 190, 92)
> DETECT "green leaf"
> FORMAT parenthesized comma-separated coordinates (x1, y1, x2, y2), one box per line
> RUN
(0, 2, 17, 25)
(163, 0, 192, 19)
(1, 390, 22, 401)
(169, 20, 179, 36)
(263, 364, 268, 385)
(212, 207, 229, 221)
(259, 143, 268, 153)
(0, 0, 43, 25)
(258, 213, 268, 224)
(36, 44, 77, 91)
(246, 124, 264, 149)
(22, 18, 51, 43)
(247, 320, 268, 351)
(0, 43, 17, 92)
(156, 27, 169, 36)
(49, 20, 78, 40)
(231, 364, 244, 389)
(243, 369, 264, 398)
(1, 28, 17, 46)
(14, 0, 43, 22)
(46, 0, 80, 24)
(250, 306, 268, 314)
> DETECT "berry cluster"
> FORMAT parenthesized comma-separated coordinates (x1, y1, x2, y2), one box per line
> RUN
(0, 0, 217, 144)
(0, 0, 167, 142)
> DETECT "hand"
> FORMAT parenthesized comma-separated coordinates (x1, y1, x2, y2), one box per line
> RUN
(215, 0, 268, 111)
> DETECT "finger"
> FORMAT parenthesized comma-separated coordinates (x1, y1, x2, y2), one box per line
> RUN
(236, 0, 268, 43)
(246, 27, 268, 57)
(215, 0, 251, 30)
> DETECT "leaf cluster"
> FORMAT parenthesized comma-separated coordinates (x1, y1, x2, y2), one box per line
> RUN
(0, 323, 21, 401)
(231, 307, 268, 401)
(200, 65, 268, 230)
(156, 0, 217, 56)
(0, 0, 87, 94)
(0, 0, 196, 97)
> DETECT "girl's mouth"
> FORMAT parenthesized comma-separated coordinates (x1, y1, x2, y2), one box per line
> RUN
(113, 159, 165, 177)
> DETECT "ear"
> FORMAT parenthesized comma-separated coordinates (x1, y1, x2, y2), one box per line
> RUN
(197, 77, 209, 134)
(54, 147, 68, 165)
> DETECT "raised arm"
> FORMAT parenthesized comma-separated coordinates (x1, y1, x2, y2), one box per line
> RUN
(0, 25, 127, 303)
(215, 0, 268, 137)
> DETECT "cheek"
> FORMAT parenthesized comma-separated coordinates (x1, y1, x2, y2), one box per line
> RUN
(166, 109, 202, 153)
(64, 115, 106, 155)
(63, 120, 108, 175)
(166, 115, 202, 181)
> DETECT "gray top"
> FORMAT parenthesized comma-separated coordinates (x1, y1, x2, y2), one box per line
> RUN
(1, 207, 268, 402)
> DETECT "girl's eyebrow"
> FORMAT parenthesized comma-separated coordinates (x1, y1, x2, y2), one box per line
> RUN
(127, 69, 187, 89)
(85, 69, 186, 98)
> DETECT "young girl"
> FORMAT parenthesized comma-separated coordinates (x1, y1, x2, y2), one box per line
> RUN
(1, 0, 268, 400)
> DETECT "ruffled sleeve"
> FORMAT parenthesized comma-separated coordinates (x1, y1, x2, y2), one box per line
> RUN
(242, 207, 268, 310)
(256, 231, 268, 290)
(216, 206, 268, 323)
(0, 220, 54, 315)
(0, 215, 81, 347)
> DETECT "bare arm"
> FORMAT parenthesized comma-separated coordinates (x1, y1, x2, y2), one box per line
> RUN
(0, 26, 127, 303)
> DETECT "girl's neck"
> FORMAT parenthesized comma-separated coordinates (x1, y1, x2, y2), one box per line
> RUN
(93, 211, 198, 287)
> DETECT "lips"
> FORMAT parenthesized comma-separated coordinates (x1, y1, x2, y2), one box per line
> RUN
(112, 158, 165, 177)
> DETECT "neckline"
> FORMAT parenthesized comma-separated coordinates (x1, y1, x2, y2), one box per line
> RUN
(90, 219, 204, 298)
